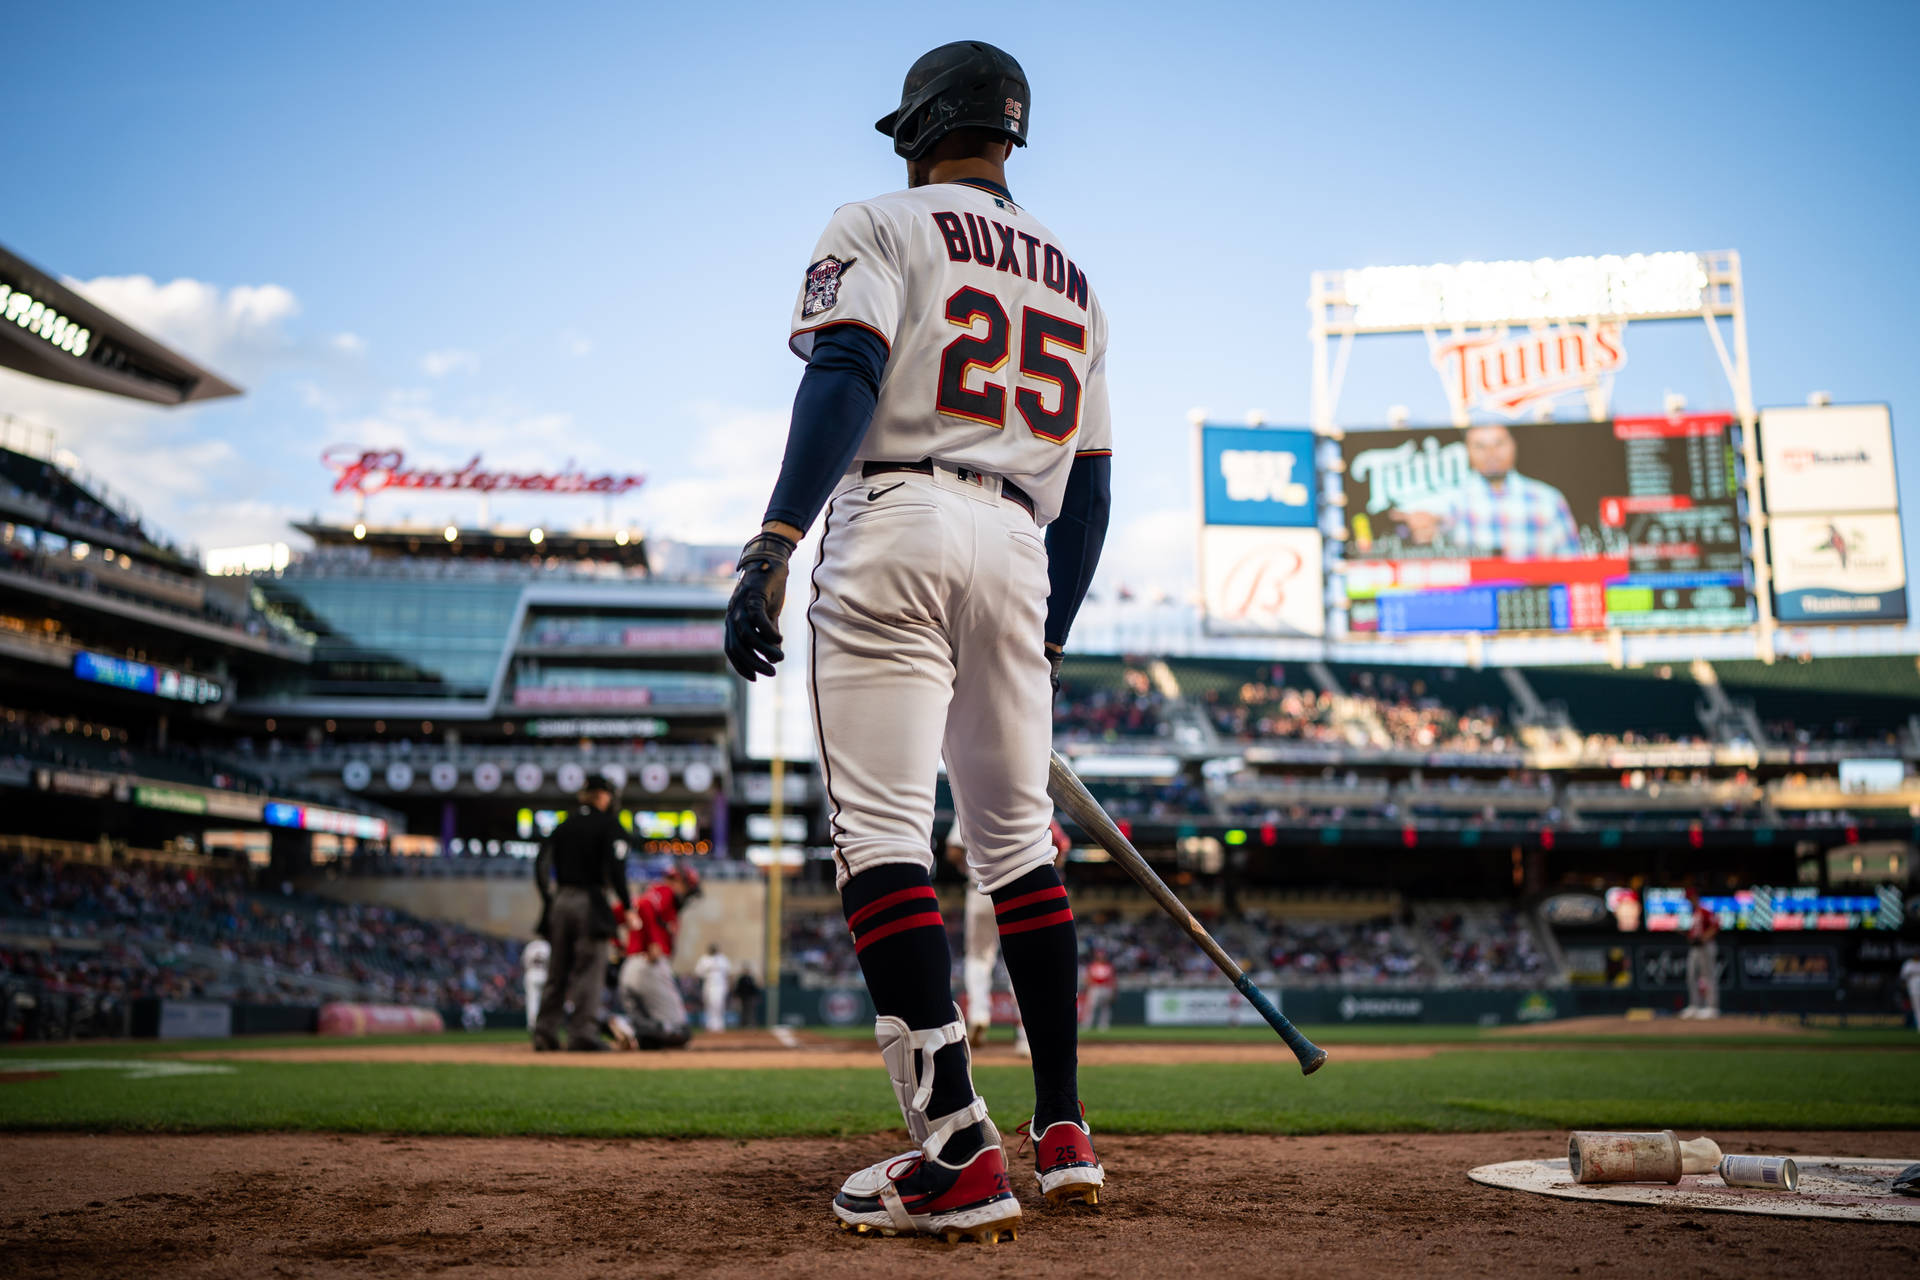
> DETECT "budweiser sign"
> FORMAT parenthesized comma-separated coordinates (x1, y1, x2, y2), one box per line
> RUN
(322, 447, 646, 498)
(1429, 321, 1624, 418)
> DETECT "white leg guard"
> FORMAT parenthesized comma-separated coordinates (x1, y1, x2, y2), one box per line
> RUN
(875, 1009, 996, 1160)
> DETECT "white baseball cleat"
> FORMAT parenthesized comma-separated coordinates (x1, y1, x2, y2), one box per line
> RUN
(1019, 1114, 1105, 1206)
(833, 1143, 1021, 1243)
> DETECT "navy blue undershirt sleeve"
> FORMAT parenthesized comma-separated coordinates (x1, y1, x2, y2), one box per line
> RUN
(1044, 453, 1111, 648)
(761, 324, 889, 532)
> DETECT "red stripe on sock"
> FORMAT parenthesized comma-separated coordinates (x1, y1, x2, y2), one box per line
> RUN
(852, 910, 947, 952)
(993, 884, 1067, 916)
(997, 907, 1075, 937)
(846, 885, 937, 932)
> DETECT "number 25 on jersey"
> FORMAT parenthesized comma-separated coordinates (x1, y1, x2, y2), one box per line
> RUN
(936, 286, 1086, 444)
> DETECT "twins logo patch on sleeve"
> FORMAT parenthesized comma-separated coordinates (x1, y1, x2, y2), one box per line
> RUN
(802, 255, 855, 318)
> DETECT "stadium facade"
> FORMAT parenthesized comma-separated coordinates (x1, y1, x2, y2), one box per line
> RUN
(226, 514, 739, 864)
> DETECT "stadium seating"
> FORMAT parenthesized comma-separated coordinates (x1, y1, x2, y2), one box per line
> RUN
(1713, 655, 1920, 745)
(1, 849, 522, 1013)
(778, 899, 1560, 990)
(1052, 656, 1169, 741)
(1520, 664, 1706, 741)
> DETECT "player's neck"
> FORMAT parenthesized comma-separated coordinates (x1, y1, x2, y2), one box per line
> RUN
(922, 156, 1008, 193)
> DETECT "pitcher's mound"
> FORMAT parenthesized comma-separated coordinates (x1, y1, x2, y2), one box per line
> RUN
(1469, 1156, 1919, 1221)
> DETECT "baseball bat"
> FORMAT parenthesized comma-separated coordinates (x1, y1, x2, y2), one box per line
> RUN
(1047, 750, 1328, 1075)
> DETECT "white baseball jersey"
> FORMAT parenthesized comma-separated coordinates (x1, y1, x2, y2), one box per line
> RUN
(790, 180, 1112, 526)
(948, 822, 1001, 960)
(695, 951, 733, 995)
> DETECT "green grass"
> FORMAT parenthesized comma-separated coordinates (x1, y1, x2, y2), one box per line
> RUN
(2, 1039, 1914, 1137)
(823, 1023, 1920, 1049)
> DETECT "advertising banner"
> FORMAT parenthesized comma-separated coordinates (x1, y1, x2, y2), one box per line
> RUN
(1336, 417, 1750, 633)
(1144, 987, 1267, 1026)
(1737, 946, 1839, 989)
(1634, 944, 1730, 991)
(1200, 526, 1325, 637)
(157, 1001, 233, 1040)
(135, 785, 208, 815)
(1768, 513, 1908, 623)
(1758, 404, 1898, 515)
(1201, 425, 1318, 527)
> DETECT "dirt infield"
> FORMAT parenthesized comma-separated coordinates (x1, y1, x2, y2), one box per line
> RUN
(175, 1031, 1438, 1070)
(5, 1129, 1916, 1278)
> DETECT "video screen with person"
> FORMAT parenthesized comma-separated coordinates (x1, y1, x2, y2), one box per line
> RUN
(1337, 417, 1752, 634)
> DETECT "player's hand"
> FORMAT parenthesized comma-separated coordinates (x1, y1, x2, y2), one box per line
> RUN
(1391, 508, 1443, 545)
(725, 530, 796, 680)
(1045, 645, 1064, 697)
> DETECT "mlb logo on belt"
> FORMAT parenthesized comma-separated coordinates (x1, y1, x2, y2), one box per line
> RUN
(953, 466, 995, 493)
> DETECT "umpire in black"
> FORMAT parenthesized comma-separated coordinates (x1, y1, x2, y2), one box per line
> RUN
(531, 774, 630, 1051)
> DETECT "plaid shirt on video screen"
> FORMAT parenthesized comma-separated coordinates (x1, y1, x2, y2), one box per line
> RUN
(1431, 470, 1580, 559)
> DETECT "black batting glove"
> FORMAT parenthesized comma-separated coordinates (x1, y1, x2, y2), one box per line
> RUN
(1046, 646, 1064, 697)
(725, 530, 796, 680)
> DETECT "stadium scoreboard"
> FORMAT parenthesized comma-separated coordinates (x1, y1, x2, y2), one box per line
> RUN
(1629, 885, 1903, 932)
(1339, 416, 1752, 635)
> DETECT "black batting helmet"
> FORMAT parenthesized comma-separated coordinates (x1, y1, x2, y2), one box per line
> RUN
(875, 41, 1029, 161)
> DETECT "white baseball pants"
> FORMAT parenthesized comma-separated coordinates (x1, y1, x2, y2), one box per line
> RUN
(524, 971, 546, 1030)
(808, 463, 1058, 894)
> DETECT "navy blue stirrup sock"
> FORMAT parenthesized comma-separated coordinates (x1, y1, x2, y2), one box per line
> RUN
(991, 863, 1081, 1131)
(843, 863, 986, 1163)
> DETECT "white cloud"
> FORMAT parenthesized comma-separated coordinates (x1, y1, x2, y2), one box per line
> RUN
(65, 275, 299, 376)
(1104, 507, 1198, 599)
(179, 497, 312, 559)
(330, 332, 365, 354)
(633, 403, 788, 544)
(420, 348, 477, 377)
(0, 274, 305, 551)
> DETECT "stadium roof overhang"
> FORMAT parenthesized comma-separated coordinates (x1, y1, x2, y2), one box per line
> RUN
(0, 243, 243, 405)
(296, 520, 651, 568)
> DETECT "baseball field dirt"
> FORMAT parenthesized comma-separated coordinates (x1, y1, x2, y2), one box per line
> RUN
(6, 1129, 1918, 1279)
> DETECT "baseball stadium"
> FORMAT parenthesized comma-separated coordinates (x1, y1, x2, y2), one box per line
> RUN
(6, 9, 1920, 1279)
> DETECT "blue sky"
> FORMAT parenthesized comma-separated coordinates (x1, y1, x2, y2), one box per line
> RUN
(5, 0, 1918, 601)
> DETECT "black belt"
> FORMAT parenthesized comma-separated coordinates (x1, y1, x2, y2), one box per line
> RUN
(861, 458, 1034, 518)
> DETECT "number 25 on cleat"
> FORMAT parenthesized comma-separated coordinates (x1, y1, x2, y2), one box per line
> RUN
(936, 287, 1086, 444)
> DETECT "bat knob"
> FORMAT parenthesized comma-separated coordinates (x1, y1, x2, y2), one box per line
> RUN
(1300, 1047, 1329, 1076)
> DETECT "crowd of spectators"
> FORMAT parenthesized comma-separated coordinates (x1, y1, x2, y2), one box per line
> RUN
(1, 853, 522, 1012)
(2, 711, 274, 795)
(1075, 910, 1429, 986)
(1345, 669, 1512, 753)
(1201, 679, 1347, 744)
(1082, 777, 1210, 820)
(1425, 908, 1550, 986)
(1764, 717, 1905, 747)
(782, 903, 1562, 989)
(1201, 667, 1513, 754)
(1052, 666, 1168, 741)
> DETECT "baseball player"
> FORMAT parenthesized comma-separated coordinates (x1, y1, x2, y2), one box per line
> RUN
(1681, 885, 1721, 1020)
(521, 935, 551, 1031)
(1900, 952, 1920, 1033)
(950, 819, 1068, 1055)
(695, 943, 733, 1034)
(1081, 948, 1115, 1031)
(724, 41, 1111, 1242)
(618, 865, 701, 1048)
